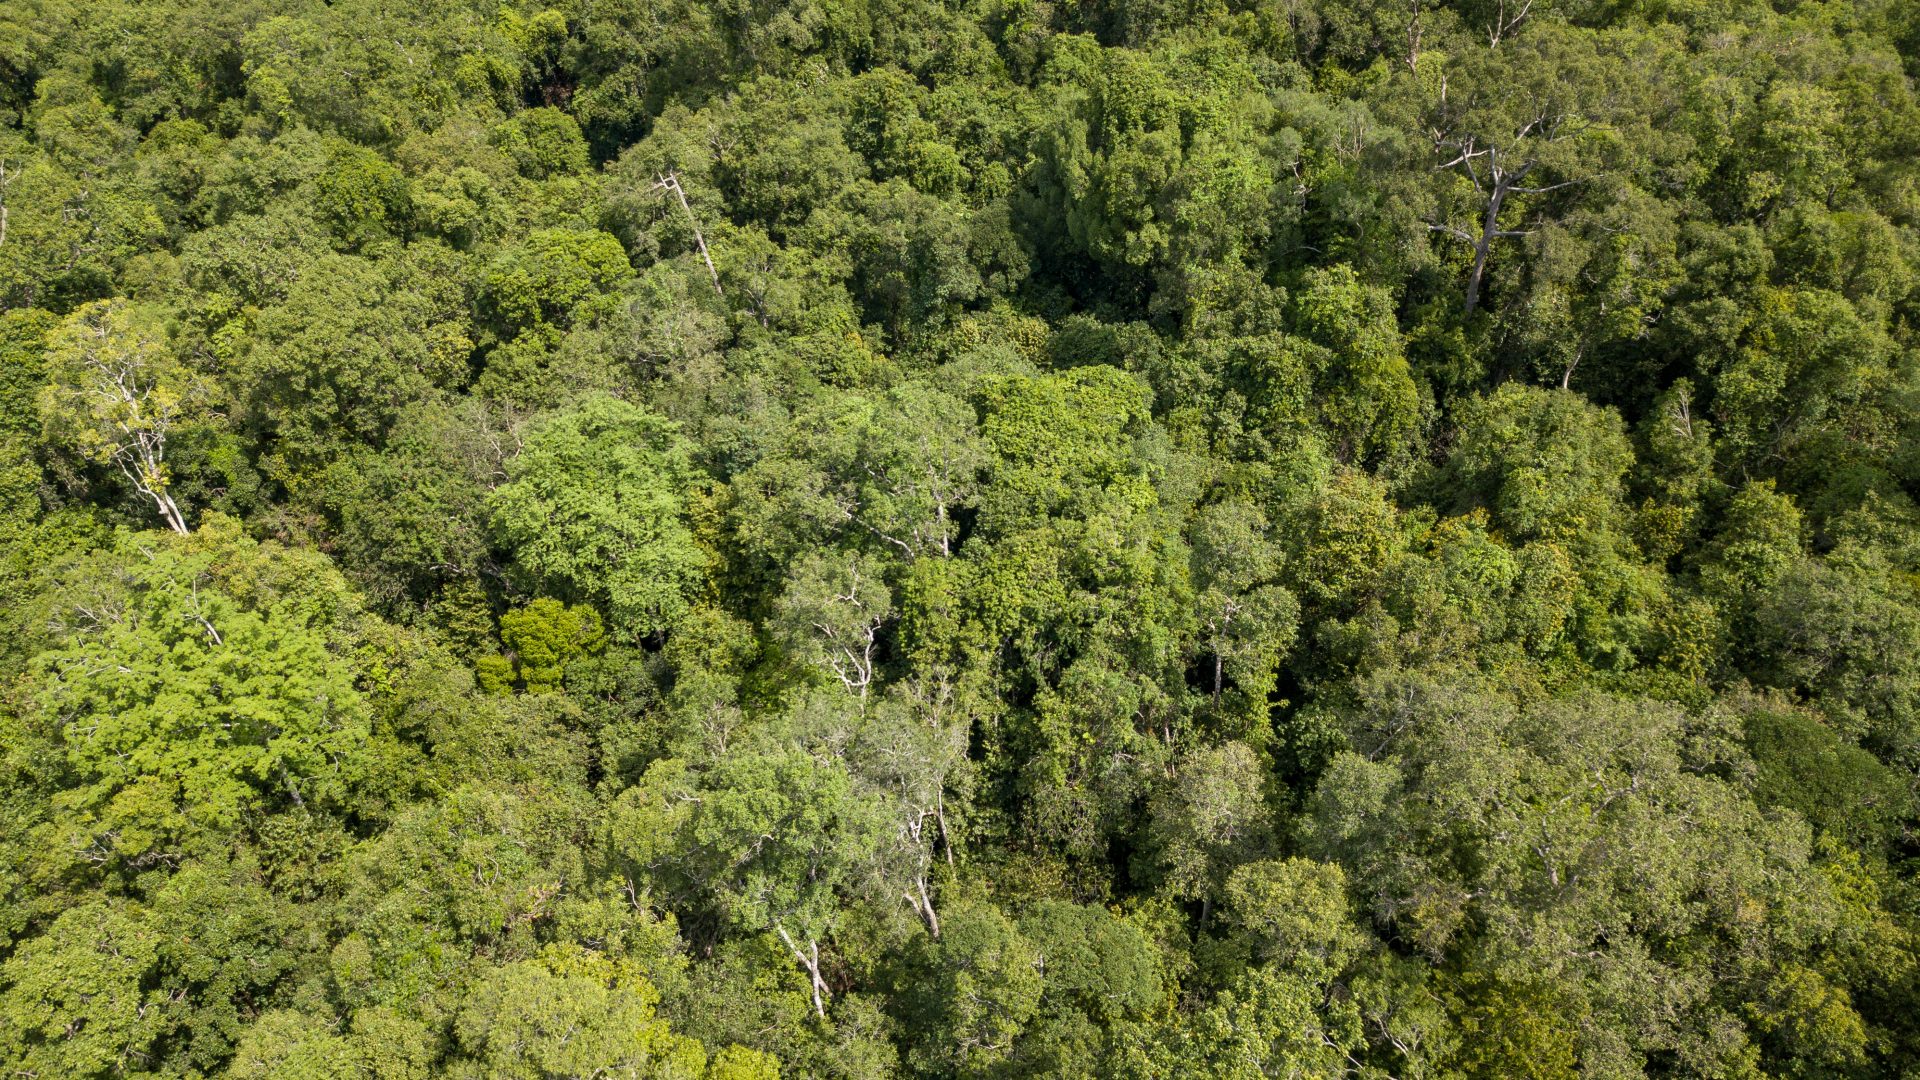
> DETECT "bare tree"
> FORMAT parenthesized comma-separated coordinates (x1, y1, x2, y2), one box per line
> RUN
(649, 170, 723, 298)
(777, 924, 832, 1018)
(0, 158, 13, 250)
(1486, 0, 1532, 46)
(855, 677, 974, 939)
(778, 554, 895, 707)
(1419, 31, 1620, 316)
(1426, 127, 1585, 316)
(811, 559, 890, 703)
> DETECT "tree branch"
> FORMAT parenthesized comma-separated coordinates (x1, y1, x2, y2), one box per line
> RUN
(650, 171, 723, 298)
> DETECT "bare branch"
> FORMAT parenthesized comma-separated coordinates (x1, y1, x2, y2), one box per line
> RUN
(1507, 177, 1589, 195)
(1426, 222, 1477, 244)
(650, 171, 724, 298)
(1488, 0, 1533, 47)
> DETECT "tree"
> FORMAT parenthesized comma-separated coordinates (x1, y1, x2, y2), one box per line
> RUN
(1140, 962, 1360, 1078)
(1698, 480, 1802, 608)
(725, 382, 987, 584)
(1746, 542, 1920, 766)
(1290, 265, 1420, 465)
(235, 246, 474, 479)
(773, 552, 894, 705)
(1741, 699, 1911, 854)
(841, 384, 988, 561)
(827, 179, 982, 343)
(449, 946, 710, 1079)
(1301, 675, 1877, 1074)
(324, 398, 503, 608)
(226, 1007, 435, 1080)
(27, 524, 372, 865)
(1284, 466, 1401, 612)
(1410, 27, 1658, 317)
(850, 679, 978, 940)
(1706, 287, 1895, 489)
(1029, 37, 1280, 321)
(0, 80, 163, 310)
(489, 394, 708, 639)
(6, 2, 1920, 1076)
(1220, 858, 1365, 981)
(1440, 383, 1632, 544)
(892, 900, 1044, 1076)
(40, 300, 210, 533)
(485, 597, 608, 693)
(0, 898, 164, 1077)
(1189, 501, 1299, 737)
(481, 228, 634, 339)
(1145, 741, 1275, 906)
(615, 729, 892, 1018)
(0, 308, 58, 447)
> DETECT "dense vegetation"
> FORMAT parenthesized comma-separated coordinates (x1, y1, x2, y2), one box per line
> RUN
(1, 0, 1918, 1075)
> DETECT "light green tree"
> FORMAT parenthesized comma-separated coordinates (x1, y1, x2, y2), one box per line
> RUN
(489, 394, 708, 639)
(29, 527, 370, 865)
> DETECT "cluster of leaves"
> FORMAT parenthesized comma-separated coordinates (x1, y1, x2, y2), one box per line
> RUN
(2, 0, 1919, 1075)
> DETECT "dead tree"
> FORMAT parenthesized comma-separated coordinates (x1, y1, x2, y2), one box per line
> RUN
(777, 924, 831, 1018)
(0, 158, 12, 250)
(1427, 126, 1586, 317)
(1486, 0, 1532, 46)
(650, 170, 723, 298)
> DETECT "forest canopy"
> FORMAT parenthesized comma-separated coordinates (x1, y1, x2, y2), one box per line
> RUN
(1, 0, 1919, 1075)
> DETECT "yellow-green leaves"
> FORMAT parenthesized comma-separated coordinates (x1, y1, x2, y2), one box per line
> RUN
(30, 530, 370, 864)
(40, 299, 214, 533)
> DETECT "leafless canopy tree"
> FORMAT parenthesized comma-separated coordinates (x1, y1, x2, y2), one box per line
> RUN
(649, 170, 724, 298)
(1426, 126, 1584, 316)
(1421, 36, 1611, 316)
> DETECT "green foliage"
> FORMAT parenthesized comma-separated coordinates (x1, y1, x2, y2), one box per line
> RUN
(491, 598, 608, 693)
(1220, 858, 1364, 980)
(27, 523, 373, 864)
(1289, 264, 1420, 464)
(1747, 542, 1920, 765)
(0, 898, 164, 1077)
(315, 137, 412, 247)
(1742, 701, 1911, 853)
(488, 394, 708, 638)
(893, 900, 1043, 1075)
(492, 107, 592, 180)
(2, 1, 1920, 1076)
(39, 299, 215, 532)
(235, 246, 473, 481)
(1189, 501, 1299, 737)
(1442, 383, 1634, 544)
(482, 227, 633, 338)
(323, 400, 499, 607)
(448, 946, 707, 1079)
(1146, 741, 1275, 900)
(227, 1007, 434, 1080)
(1031, 36, 1279, 319)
